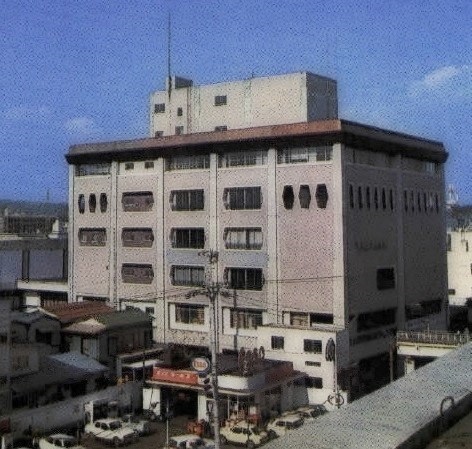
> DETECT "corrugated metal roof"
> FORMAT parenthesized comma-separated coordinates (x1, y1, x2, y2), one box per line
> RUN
(267, 342, 472, 449)
(11, 352, 107, 393)
(61, 309, 152, 335)
(44, 301, 114, 324)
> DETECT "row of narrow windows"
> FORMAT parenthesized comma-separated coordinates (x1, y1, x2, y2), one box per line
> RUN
(349, 185, 441, 214)
(349, 185, 395, 211)
(121, 265, 264, 290)
(403, 190, 440, 214)
(79, 227, 263, 250)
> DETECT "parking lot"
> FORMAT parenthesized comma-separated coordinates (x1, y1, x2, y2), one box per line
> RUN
(80, 415, 241, 449)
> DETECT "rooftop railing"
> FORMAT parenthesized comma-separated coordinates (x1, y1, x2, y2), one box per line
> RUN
(397, 330, 470, 346)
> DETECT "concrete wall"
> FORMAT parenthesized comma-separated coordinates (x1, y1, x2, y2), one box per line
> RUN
(447, 230, 472, 304)
(149, 72, 338, 137)
(4, 382, 139, 438)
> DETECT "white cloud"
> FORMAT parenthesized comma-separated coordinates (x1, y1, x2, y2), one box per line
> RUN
(3, 106, 51, 121)
(409, 65, 471, 97)
(64, 117, 102, 137)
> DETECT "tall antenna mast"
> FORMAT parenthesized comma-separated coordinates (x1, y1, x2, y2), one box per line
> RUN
(167, 11, 172, 99)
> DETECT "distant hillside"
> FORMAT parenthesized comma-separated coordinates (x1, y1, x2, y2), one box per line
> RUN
(0, 199, 68, 219)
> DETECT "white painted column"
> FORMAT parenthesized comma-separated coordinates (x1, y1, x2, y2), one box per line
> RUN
(156, 157, 166, 343)
(108, 161, 119, 307)
(405, 357, 416, 374)
(68, 165, 75, 302)
(266, 148, 279, 324)
(331, 143, 346, 327)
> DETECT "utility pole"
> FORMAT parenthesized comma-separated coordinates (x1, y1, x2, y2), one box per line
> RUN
(199, 250, 221, 449)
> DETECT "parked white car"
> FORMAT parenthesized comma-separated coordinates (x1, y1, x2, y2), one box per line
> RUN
(296, 405, 327, 421)
(38, 434, 85, 449)
(167, 434, 214, 449)
(219, 421, 268, 449)
(120, 414, 151, 436)
(84, 418, 138, 446)
(266, 414, 304, 438)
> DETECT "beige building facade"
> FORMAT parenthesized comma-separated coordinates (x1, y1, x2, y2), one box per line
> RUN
(149, 72, 338, 138)
(447, 228, 472, 305)
(67, 116, 448, 402)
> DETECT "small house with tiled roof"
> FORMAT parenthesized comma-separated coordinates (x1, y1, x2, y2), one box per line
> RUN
(62, 309, 154, 379)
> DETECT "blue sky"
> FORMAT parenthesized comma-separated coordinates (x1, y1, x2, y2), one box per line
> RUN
(1, 0, 470, 203)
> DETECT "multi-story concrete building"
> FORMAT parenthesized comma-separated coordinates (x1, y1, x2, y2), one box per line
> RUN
(67, 107, 448, 403)
(149, 72, 338, 137)
(446, 205, 472, 306)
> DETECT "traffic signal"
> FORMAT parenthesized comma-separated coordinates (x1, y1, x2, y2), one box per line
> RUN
(203, 375, 213, 399)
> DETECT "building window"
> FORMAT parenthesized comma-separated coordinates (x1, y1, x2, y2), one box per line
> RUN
(303, 339, 322, 353)
(78, 194, 85, 214)
(170, 190, 204, 211)
(423, 192, 428, 213)
(214, 95, 227, 106)
(349, 185, 354, 208)
(175, 126, 184, 135)
(154, 103, 165, 113)
(155, 131, 164, 137)
(75, 163, 111, 176)
(224, 228, 263, 250)
(171, 228, 205, 249)
(435, 193, 439, 213)
(366, 186, 371, 210)
(225, 268, 263, 290)
(122, 228, 154, 247)
(306, 377, 323, 389)
(271, 336, 285, 350)
(283, 186, 295, 210)
(79, 228, 107, 246)
(358, 186, 363, 209)
(299, 185, 311, 209)
(357, 308, 396, 332)
(230, 308, 263, 329)
(171, 266, 205, 287)
(121, 264, 154, 284)
(382, 188, 387, 210)
(144, 161, 154, 169)
(122, 192, 154, 212)
(277, 145, 332, 164)
(99, 193, 107, 213)
(417, 192, 422, 212)
(145, 307, 155, 315)
(214, 126, 228, 132)
(404, 190, 408, 212)
(166, 154, 210, 170)
(219, 150, 267, 168)
(377, 268, 395, 290)
(447, 234, 452, 251)
(315, 184, 328, 209)
(290, 313, 308, 326)
(310, 313, 333, 325)
(223, 187, 262, 210)
(176, 304, 204, 325)
(89, 194, 97, 213)
(305, 361, 321, 367)
(374, 187, 379, 210)
(177, 107, 183, 116)
(448, 289, 456, 295)
(125, 162, 134, 171)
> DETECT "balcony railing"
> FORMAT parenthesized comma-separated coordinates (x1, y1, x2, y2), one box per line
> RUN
(397, 330, 471, 346)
